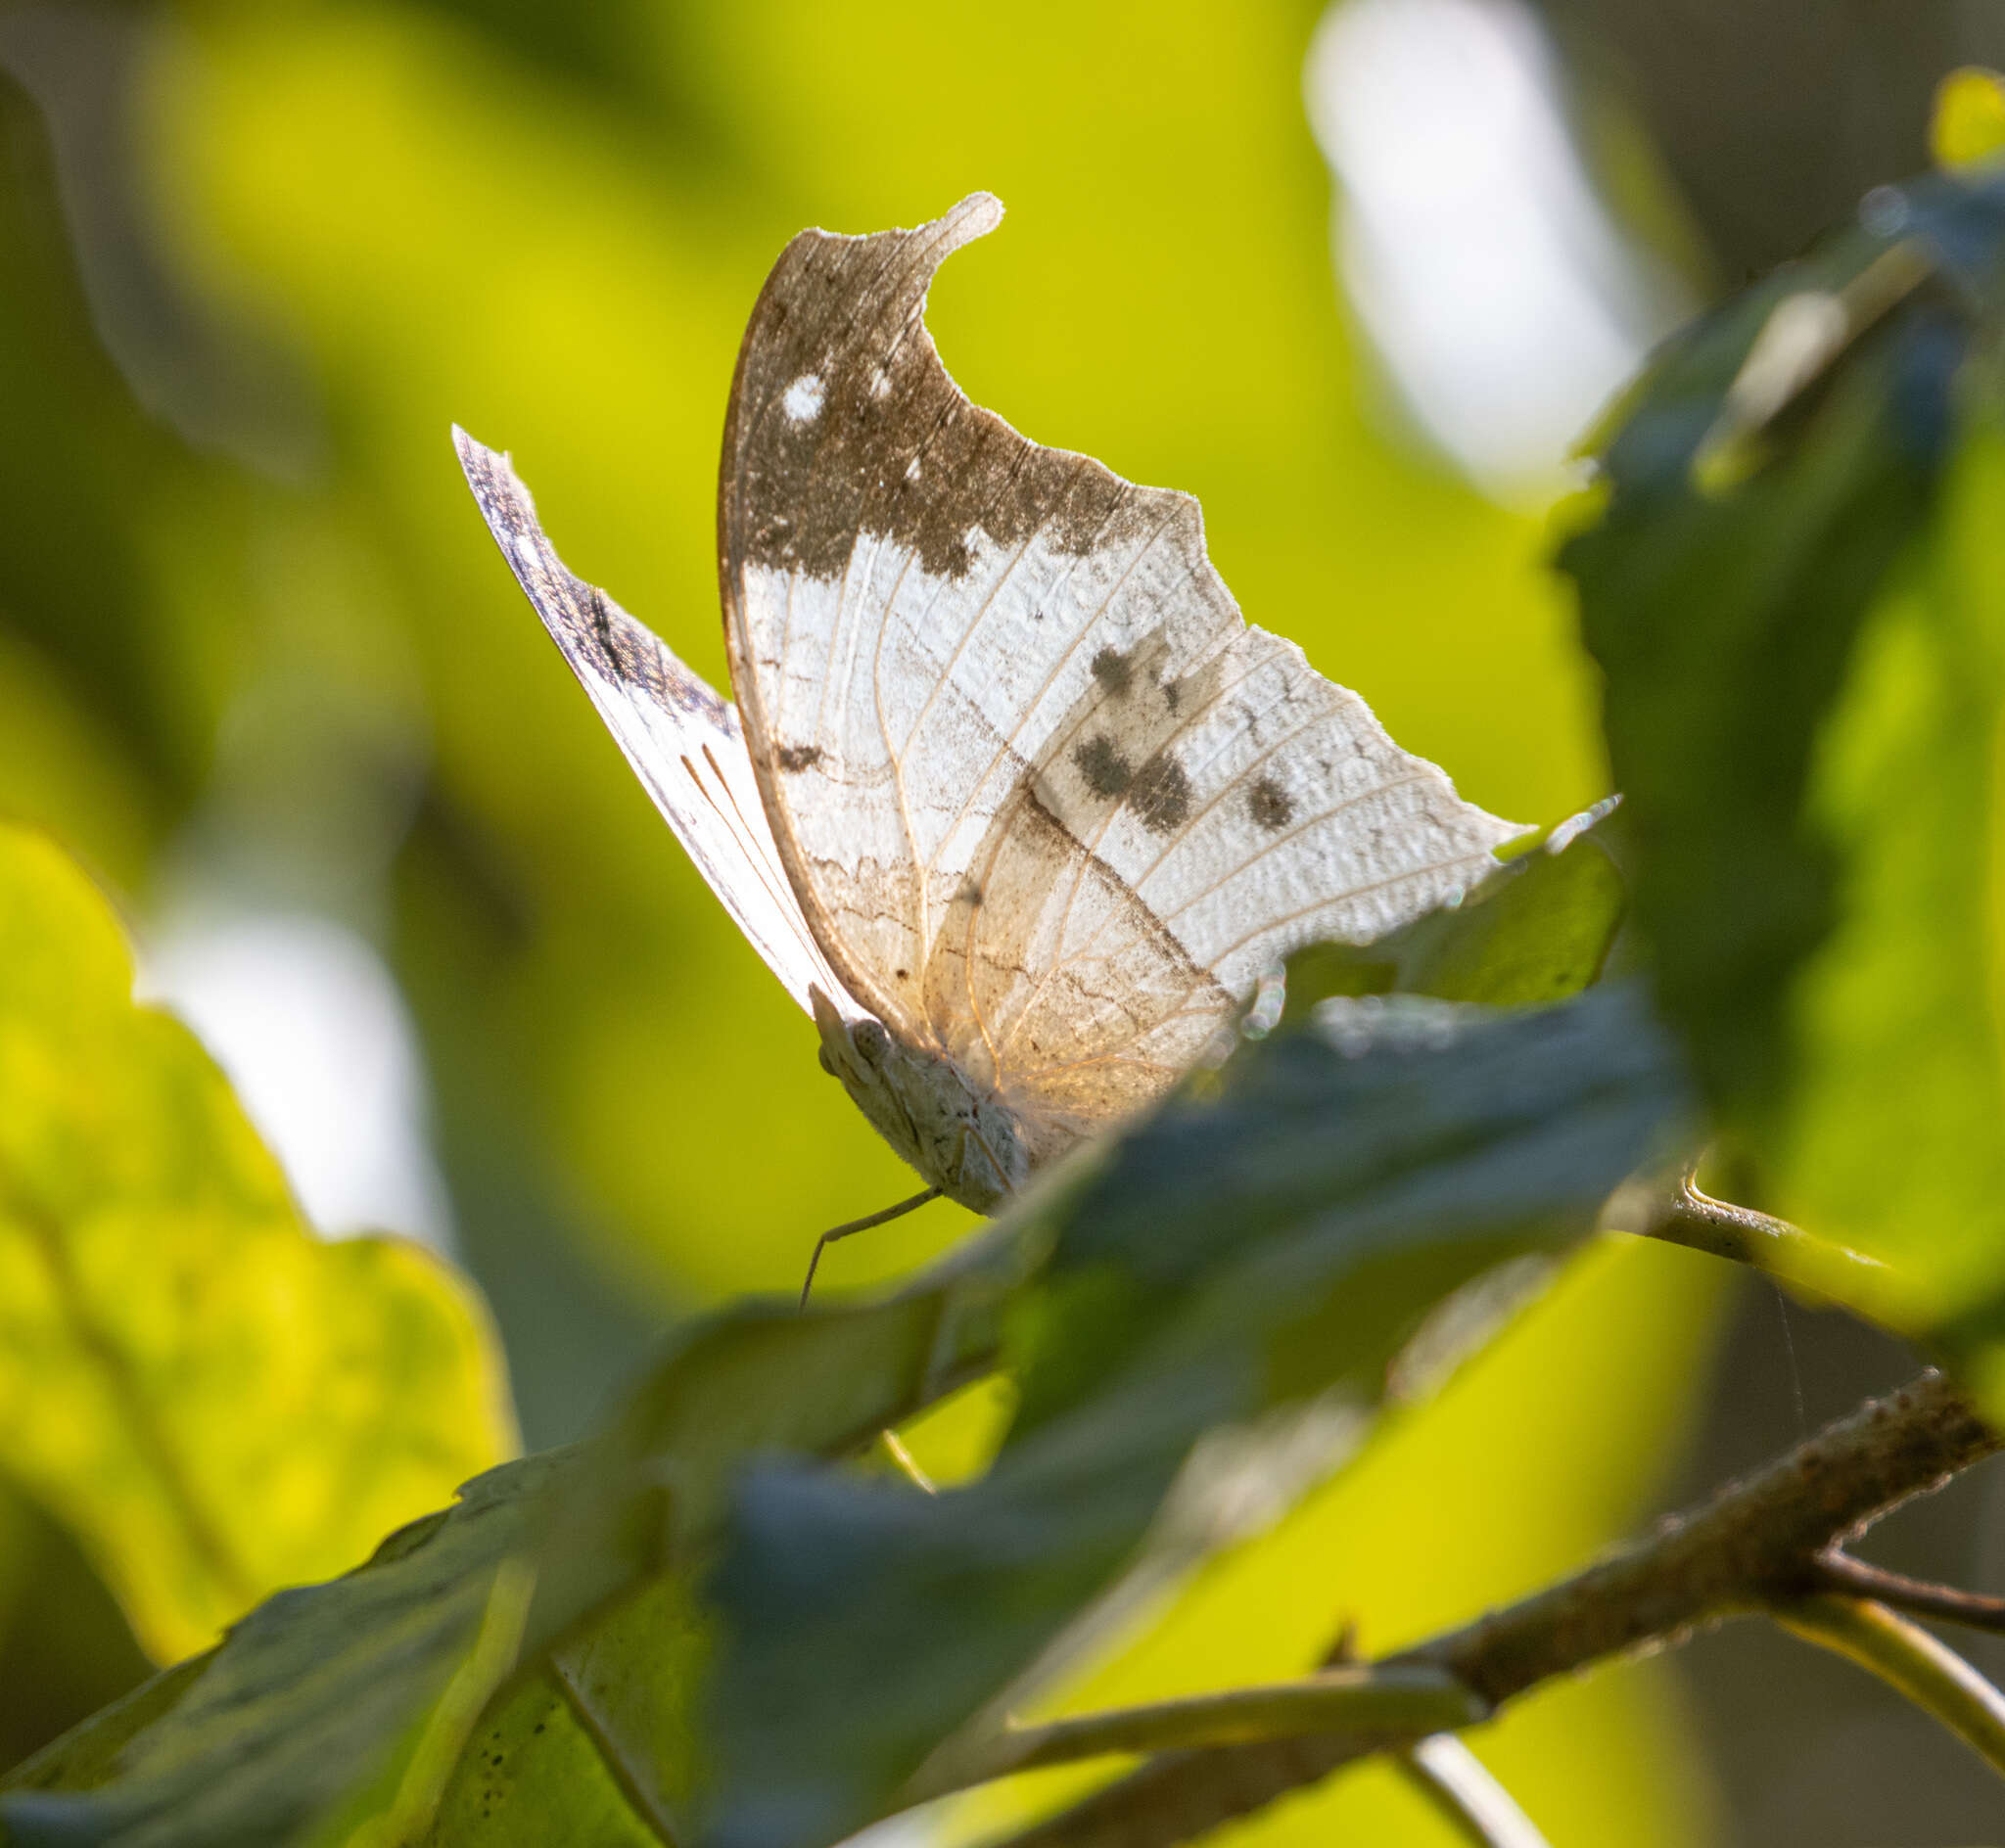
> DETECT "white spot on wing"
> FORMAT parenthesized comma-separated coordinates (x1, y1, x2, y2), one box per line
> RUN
(783, 373, 825, 423)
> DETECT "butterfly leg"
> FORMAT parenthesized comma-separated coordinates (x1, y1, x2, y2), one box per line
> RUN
(798, 1185, 943, 1308)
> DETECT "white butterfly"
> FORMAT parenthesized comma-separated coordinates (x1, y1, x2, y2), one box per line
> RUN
(456, 194, 1517, 1261)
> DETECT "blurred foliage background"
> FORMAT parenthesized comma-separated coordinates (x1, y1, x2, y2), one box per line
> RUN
(3, 1, 2005, 1841)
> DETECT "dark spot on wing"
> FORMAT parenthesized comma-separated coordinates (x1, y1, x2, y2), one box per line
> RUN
(1075, 734, 1134, 798)
(957, 877, 984, 903)
(1162, 678, 1181, 712)
(1250, 776, 1293, 832)
(722, 201, 1163, 584)
(588, 587, 617, 654)
(1092, 646, 1133, 696)
(777, 742, 824, 772)
(1133, 752, 1191, 835)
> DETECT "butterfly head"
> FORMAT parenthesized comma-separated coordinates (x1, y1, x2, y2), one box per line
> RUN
(809, 986, 1026, 1215)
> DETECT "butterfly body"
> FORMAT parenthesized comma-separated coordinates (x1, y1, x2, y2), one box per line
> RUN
(456, 194, 1518, 1222)
(810, 990, 1025, 1211)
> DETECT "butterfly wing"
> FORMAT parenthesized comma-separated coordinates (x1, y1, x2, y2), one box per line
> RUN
(717, 198, 1521, 1159)
(455, 429, 853, 1020)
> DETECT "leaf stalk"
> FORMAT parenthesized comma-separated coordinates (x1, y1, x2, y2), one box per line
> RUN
(904, 1665, 1484, 1802)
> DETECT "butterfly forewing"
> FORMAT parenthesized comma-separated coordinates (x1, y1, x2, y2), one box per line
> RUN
(454, 429, 855, 1020)
(718, 195, 1519, 1159)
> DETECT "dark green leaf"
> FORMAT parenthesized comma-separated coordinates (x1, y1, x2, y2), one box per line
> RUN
(0, 1454, 551, 1847)
(2, 983, 1687, 1848)
(697, 985, 1690, 1846)
(1564, 168, 2005, 1348)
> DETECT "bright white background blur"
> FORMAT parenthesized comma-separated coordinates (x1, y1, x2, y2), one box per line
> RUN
(1307, 0, 1681, 491)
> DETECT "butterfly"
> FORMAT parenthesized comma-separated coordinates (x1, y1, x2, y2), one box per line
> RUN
(455, 193, 1517, 1282)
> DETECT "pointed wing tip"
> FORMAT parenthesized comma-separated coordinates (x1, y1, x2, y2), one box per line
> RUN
(940, 192, 1005, 246)
(451, 424, 508, 481)
(452, 427, 536, 528)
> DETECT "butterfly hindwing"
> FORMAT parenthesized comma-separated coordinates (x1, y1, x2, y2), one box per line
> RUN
(718, 197, 1519, 1160)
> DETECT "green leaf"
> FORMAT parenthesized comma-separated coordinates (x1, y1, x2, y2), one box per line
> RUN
(1564, 170, 2005, 1337)
(1767, 424, 2005, 1324)
(0, 1454, 549, 1848)
(1279, 803, 1626, 1020)
(1933, 67, 2005, 172)
(523, 1237, 1021, 1659)
(8, 984, 1686, 1848)
(696, 984, 1689, 1847)
(413, 1655, 675, 1848)
(0, 1235, 1019, 1844)
(944, 1235, 1728, 1848)
(0, 824, 514, 1662)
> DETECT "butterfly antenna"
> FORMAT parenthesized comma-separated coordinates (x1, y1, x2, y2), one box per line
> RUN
(799, 1186, 943, 1308)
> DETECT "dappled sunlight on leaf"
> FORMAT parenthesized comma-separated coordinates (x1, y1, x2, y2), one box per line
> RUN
(0, 825, 514, 1660)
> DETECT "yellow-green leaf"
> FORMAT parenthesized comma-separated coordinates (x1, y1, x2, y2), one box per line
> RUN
(1564, 172, 2005, 1323)
(0, 824, 515, 1660)
(1932, 67, 2005, 172)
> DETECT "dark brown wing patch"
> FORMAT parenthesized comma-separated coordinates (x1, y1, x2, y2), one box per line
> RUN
(720, 194, 1155, 588)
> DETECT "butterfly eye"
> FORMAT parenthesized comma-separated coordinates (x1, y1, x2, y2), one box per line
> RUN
(853, 1019, 891, 1065)
(816, 1044, 837, 1078)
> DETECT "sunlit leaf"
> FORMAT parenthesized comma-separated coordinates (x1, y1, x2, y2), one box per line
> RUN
(0, 824, 514, 1660)
(0, 1233, 1020, 1845)
(1933, 68, 2005, 173)
(1565, 170, 2005, 1350)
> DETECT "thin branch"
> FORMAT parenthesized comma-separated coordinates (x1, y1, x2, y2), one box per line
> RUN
(1619, 1168, 1887, 1299)
(987, 1371, 1998, 1848)
(1397, 1735, 1552, 1848)
(904, 1666, 1483, 1803)
(1774, 1594, 2005, 1779)
(1812, 1550, 2005, 1635)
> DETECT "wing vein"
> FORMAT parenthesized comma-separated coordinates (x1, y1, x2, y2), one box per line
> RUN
(1199, 851, 1493, 969)
(989, 508, 1193, 1042)
(916, 473, 1145, 900)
